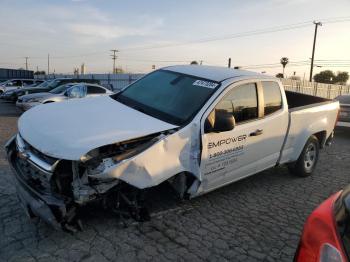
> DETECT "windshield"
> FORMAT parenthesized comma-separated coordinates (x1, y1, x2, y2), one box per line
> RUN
(114, 70, 219, 125)
(32, 80, 52, 88)
(336, 95, 350, 104)
(44, 79, 70, 89)
(50, 83, 75, 94)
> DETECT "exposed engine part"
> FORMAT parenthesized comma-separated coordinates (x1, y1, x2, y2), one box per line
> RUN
(112, 184, 150, 225)
(167, 172, 198, 199)
(80, 132, 168, 165)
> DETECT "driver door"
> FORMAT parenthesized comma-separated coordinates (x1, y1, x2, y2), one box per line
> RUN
(200, 81, 264, 193)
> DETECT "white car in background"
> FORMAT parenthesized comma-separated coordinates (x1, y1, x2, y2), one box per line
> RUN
(16, 83, 113, 111)
(335, 95, 350, 127)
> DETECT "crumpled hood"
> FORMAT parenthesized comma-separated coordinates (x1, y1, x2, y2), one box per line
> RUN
(18, 96, 177, 160)
(20, 92, 51, 101)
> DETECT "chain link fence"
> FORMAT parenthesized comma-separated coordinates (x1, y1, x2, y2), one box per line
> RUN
(35, 73, 349, 99)
(281, 79, 350, 99)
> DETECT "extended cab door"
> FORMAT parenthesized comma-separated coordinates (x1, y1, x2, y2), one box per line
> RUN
(199, 80, 288, 193)
(253, 81, 288, 172)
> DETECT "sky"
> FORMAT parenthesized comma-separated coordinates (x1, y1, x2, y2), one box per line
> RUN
(1, 0, 350, 78)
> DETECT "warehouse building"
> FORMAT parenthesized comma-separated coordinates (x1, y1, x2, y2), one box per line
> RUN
(0, 68, 33, 80)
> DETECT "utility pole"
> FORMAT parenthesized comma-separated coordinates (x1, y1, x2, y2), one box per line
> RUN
(25, 57, 29, 70)
(228, 58, 231, 68)
(47, 54, 50, 75)
(110, 49, 118, 74)
(309, 21, 322, 82)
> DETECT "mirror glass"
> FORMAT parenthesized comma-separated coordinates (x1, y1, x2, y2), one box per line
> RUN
(205, 110, 235, 133)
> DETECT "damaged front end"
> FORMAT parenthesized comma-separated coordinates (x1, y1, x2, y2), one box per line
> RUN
(6, 132, 172, 232)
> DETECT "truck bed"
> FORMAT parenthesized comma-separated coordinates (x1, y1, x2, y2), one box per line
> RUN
(285, 91, 332, 111)
(279, 91, 339, 165)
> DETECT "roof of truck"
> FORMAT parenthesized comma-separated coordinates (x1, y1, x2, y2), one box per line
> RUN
(164, 65, 273, 82)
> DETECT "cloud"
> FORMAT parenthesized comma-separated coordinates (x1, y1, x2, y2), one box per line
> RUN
(70, 24, 127, 39)
(69, 17, 163, 40)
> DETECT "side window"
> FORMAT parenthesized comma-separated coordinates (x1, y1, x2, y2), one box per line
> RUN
(215, 83, 258, 124)
(10, 80, 22, 86)
(261, 81, 282, 116)
(68, 85, 85, 98)
(87, 85, 106, 94)
(23, 80, 34, 86)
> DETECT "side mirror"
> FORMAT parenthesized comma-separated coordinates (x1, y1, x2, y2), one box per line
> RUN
(205, 110, 235, 133)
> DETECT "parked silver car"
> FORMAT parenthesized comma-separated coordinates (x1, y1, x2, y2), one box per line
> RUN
(16, 83, 113, 111)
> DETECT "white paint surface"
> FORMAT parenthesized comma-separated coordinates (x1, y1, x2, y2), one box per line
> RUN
(18, 95, 177, 160)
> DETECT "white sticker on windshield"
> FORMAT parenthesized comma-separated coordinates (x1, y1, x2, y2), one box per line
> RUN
(193, 80, 218, 89)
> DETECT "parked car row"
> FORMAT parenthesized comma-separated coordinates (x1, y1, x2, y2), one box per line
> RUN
(0, 79, 44, 94)
(0, 78, 114, 111)
(1, 78, 101, 102)
(16, 82, 113, 111)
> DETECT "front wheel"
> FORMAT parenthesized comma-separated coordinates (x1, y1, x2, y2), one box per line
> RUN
(288, 135, 319, 177)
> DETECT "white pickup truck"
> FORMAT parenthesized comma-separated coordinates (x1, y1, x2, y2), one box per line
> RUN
(6, 65, 339, 231)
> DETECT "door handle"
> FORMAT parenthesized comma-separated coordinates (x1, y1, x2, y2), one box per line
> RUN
(249, 129, 263, 136)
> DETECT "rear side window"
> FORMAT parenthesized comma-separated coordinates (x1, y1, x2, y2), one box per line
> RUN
(23, 80, 34, 85)
(215, 83, 258, 123)
(11, 80, 22, 86)
(262, 81, 282, 116)
(87, 85, 106, 94)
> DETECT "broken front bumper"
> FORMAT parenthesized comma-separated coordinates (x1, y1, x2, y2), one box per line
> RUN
(5, 135, 69, 230)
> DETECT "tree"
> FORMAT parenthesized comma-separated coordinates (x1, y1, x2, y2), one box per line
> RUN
(280, 57, 289, 78)
(334, 71, 349, 85)
(276, 73, 284, 78)
(313, 70, 335, 84)
(190, 61, 199, 65)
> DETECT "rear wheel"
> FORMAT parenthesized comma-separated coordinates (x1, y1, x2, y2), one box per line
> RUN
(288, 135, 319, 177)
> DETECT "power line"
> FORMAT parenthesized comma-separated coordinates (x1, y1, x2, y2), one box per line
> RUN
(119, 23, 314, 52)
(110, 49, 118, 73)
(2, 16, 350, 61)
(118, 17, 350, 52)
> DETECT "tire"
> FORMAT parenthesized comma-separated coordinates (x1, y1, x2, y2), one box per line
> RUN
(288, 135, 319, 177)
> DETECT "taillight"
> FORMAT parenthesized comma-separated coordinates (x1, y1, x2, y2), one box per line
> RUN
(295, 192, 346, 262)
